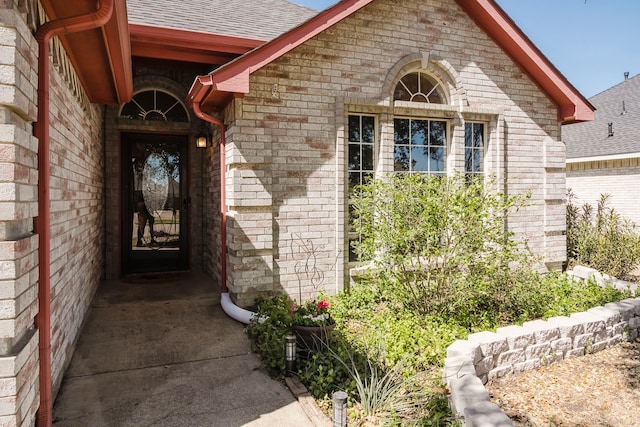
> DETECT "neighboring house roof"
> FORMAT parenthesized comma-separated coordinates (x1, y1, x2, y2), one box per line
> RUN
(187, 0, 594, 125)
(126, 0, 317, 41)
(564, 73, 640, 160)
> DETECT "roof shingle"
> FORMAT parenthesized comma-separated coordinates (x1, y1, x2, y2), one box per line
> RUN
(563, 73, 640, 159)
(126, 0, 318, 41)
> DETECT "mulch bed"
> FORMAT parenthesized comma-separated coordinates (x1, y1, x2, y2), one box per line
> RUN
(486, 340, 640, 426)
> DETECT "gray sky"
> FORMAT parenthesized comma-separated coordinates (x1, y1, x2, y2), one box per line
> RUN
(291, 0, 640, 98)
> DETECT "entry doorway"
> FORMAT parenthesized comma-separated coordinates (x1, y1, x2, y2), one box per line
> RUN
(122, 132, 189, 274)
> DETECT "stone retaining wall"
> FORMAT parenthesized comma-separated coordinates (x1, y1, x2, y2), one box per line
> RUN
(444, 297, 640, 426)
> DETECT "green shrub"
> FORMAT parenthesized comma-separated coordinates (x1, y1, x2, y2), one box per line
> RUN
(567, 191, 640, 279)
(541, 272, 634, 318)
(327, 346, 437, 424)
(350, 174, 540, 328)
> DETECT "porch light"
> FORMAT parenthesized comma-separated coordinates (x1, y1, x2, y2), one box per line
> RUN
(196, 123, 211, 148)
(285, 335, 296, 375)
(196, 135, 208, 148)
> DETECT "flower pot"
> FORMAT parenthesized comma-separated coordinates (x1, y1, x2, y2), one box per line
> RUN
(292, 323, 335, 351)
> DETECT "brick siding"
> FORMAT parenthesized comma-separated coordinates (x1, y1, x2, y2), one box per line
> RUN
(222, 0, 566, 306)
(0, 4, 41, 426)
(47, 59, 105, 397)
(567, 158, 640, 227)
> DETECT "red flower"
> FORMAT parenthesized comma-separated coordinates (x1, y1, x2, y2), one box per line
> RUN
(317, 300, 331, 311)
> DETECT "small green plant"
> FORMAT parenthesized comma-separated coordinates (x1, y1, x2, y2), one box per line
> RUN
(330, 348, 432, 423)
(295, 340, 360, 400)
(584, 337, 594, 355)
(245, 295, 293, 377)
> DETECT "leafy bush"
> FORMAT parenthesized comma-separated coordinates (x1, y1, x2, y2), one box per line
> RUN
(327, 346, 439, 424)
(567, 191, 640, 280)
(350, 174, 539, 328)
(331, 279, 468, 368)
(541, 272, 634, 318)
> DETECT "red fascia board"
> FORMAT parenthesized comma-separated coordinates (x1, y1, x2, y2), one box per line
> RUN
(129, 24, 265, 55)
(191, 0, 376, 109)
(456, 0, 594, 123)
(40, 0, 133, 104)
(103, 1, 133, 103)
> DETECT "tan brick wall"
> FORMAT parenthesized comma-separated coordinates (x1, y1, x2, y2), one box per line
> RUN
(0, 5, 41, 426)
(223, 0, 565, 306)
(47, 61, 105, 396)
(567, 158, 640, 227)
(38, 29, 116, 401)
(201, 120, 223, 286)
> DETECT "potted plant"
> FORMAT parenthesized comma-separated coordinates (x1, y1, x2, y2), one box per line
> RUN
(291, 298, 335, 350)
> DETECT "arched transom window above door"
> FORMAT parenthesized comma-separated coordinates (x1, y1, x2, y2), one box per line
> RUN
(393, 72, 446, 104)
(119, 89, 189, 122)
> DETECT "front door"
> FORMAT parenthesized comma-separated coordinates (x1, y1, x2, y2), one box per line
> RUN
(122, 133, 189, 274)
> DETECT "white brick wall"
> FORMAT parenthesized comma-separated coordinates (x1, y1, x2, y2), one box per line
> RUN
(223, 0, 565, 305)
(567, 158, 640, 227)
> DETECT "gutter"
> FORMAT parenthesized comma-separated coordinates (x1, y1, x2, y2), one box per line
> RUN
(192, 89, 257, 324)
(34, 1, 114, 425)
(566, 152, 640, 164)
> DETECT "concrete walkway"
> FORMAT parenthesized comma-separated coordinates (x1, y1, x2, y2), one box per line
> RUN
(52, 273, 316, 426)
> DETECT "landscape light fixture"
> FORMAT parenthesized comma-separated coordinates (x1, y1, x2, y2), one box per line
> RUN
(285, 335, 296, 375)
(333, 391, 348, 427)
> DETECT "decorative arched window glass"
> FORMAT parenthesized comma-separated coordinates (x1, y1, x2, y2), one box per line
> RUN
(393, 72, 445, 104)
(119, 89, 189, 122)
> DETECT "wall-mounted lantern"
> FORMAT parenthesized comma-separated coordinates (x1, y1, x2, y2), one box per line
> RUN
(196, 123, 211, 148)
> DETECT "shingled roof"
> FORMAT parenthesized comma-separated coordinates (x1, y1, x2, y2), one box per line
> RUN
(564, 73, 640, 159)
(126, 0, 318, 41)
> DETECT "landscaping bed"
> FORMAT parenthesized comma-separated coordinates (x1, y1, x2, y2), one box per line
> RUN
(247, 177, 640, 425)
(487, 339, 640, 426)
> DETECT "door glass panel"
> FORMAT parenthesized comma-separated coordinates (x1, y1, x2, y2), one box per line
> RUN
(133, 144, 180, 250)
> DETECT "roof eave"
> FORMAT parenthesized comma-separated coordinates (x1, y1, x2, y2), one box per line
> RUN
(567, 152, 640, 163)
(187, 0, 376, 111)
(129, 24, 265, 64)
(188, 0, 596, 124)
(40, 0, 133, 104)
(455, 0, 595, 124)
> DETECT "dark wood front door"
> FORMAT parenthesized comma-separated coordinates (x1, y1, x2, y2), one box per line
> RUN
(122, 133, 189, 274)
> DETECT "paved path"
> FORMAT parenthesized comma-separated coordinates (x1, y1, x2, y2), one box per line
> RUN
(53, 274, 316, 426)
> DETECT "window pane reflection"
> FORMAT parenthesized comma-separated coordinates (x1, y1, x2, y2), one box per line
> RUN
(394, 118, 447, 173)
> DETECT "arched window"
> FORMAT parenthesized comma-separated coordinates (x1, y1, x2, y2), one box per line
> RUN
(393, 72, 445, 104)
(119, 89, 189, 122)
